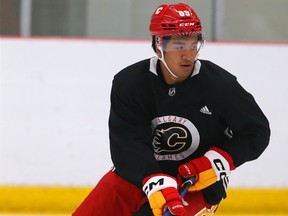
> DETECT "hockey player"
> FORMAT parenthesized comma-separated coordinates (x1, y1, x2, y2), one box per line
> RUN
(73, 3, 270, 216)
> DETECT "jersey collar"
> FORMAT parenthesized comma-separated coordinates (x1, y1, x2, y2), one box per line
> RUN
(149, 56, 201, 77)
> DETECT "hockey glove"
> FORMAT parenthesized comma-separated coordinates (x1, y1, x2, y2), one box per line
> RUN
(178, 147, 235, 191)
(142, 174, 185, 216)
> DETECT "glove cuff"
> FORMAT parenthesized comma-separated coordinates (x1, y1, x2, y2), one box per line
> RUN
(142, 174, 177, 198)
(210, 147, 235, 170)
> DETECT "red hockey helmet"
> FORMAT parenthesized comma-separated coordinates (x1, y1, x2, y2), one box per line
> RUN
(150, 3, 203, 39)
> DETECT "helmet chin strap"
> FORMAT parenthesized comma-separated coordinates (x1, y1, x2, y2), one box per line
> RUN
(157, 46, 180, 78)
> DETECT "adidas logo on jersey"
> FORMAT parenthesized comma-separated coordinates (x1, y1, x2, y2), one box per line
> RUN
(200, 106, 212, 115)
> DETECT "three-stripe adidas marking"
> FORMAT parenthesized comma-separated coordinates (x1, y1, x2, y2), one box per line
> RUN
(200, 106, 212, 115)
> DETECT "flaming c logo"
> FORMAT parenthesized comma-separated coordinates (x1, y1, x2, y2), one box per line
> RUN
(153, 127, 187, 153)
(151, 115, 200, 161)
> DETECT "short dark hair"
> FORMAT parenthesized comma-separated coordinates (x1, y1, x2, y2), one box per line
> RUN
(151, 36, 171, 52)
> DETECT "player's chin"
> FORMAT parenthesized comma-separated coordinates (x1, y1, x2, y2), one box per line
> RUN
(176, 73, 191, 81)
(178, 67, 193, 77)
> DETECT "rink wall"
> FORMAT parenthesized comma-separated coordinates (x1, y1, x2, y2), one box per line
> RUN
(1, 38, 288, 214)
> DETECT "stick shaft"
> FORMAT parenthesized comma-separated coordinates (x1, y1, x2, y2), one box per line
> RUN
(163, 176, 196, 216)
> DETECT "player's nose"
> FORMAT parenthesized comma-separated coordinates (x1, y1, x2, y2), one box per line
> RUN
(181, 50, 194, 61)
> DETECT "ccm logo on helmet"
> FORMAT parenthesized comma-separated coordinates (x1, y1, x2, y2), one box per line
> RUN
(179, 22, 195, 27)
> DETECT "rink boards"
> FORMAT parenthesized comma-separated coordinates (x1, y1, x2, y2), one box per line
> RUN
(0, 186, 287, 215)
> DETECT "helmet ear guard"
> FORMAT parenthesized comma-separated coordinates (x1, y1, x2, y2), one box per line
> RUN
(151, 35, 165, 53)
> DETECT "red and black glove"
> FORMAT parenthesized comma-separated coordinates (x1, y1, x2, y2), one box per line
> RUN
(142, 174, 185, 216)
(178, 147, 235, 191)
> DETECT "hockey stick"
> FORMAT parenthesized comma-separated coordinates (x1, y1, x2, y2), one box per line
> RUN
(163, 176, 196, 216)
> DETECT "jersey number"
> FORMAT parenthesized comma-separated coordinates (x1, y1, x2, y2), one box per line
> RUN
(178, 10, 191, 17)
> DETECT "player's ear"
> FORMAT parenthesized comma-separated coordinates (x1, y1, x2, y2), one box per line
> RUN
(156, 48, 163, 58)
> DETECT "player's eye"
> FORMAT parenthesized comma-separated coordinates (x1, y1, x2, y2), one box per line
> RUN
(175, 45, 185, 51)
(191, 44, 198, 50)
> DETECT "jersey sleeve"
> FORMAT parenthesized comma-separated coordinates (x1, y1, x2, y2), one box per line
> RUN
(219, 79, 270, 167)
(108, 71, 161, 188)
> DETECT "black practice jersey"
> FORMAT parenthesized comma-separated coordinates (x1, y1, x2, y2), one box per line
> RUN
(109, 57, 270, 188)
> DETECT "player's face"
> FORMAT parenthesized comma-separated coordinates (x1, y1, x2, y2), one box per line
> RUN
(158, 36, 200, 84)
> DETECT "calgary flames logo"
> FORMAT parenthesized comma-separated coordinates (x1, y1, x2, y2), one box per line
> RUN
(153, 126, 188, 154)
(151, 115, 200, 161)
